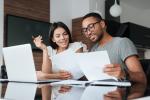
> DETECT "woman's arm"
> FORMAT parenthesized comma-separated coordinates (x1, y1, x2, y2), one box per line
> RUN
(37, 70, 72, 80)
(42, 48, 52, 73)
(33, 35, 52, 73)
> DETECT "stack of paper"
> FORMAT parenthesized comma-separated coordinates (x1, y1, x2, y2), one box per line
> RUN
(51, 50, 131, 87)
(50, 80, 89, 87)
(91, 80, 131, 86)
(50, 79, 131, 87)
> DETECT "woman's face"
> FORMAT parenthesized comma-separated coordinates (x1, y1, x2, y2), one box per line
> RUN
(52, 27, 69, 49)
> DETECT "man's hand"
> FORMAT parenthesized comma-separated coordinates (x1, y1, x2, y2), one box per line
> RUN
(103, 64, 125, 79)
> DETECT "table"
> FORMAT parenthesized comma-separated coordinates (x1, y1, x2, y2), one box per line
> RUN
(0, 82, 149, 100)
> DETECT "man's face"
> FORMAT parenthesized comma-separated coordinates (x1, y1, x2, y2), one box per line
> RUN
(82, 17, 105, 42)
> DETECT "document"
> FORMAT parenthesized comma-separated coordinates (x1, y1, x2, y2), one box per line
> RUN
(51, 49, 84, 79)
(50, 80, 90, 87)
(51, 50, 131, 86)
(91, 79, 131, 86)
(75, 51, 131, 86)
(76, 51, 117, 81)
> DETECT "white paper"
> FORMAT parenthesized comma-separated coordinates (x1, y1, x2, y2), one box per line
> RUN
(76, 51, 117, 81)
(91, 80, 131, 86)
(51, 49, 84, 79)
(50, 80, 89, 87)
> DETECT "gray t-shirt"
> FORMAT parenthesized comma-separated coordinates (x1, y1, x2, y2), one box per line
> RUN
(90, 37, 138, 70)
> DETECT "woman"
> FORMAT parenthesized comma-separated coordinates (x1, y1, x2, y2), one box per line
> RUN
(33, 22, 83, 80)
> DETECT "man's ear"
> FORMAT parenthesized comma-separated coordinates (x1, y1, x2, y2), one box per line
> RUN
(100, 20, 106, 28)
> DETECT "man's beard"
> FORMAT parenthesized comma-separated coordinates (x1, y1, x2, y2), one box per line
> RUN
(96, 32, 104, 42)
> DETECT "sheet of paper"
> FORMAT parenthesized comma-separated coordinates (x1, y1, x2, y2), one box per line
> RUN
(91, 80, 131, 86)
(51, 49, 84, 79)
(50, 80, 90, 87)
(76, 51, 117, 81)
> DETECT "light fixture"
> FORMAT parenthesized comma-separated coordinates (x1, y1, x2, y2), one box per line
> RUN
(109, 0, 122, 17)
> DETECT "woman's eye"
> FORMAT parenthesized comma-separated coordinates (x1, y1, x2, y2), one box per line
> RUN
(55, 35, 60, 38)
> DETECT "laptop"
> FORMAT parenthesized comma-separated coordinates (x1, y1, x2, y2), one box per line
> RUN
(4, 82, 37, 100)
(2, 43, 60, 83)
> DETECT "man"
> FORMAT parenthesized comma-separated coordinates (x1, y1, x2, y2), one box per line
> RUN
(81, 12, 147, 84)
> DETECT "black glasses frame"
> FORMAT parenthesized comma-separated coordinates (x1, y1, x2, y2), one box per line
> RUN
(81, 21, 100, 34)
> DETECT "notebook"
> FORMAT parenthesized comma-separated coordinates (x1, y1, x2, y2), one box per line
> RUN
(2, 44, 60, 83)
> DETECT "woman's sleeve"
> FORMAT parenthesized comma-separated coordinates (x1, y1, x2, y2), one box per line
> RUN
(69, 42, 83, 52)
(47, 46, 53, 57)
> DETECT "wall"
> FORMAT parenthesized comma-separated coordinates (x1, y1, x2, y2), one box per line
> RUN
(4, 0, 50, 22)
(120, 1, 150, 58)
(89, 0, 105, 18)
(0, 0, 4, 67)
(71, 0, 89, 19)
(3, 0, 50, 70)
(50, 0, 105, 30)
(50, 0, 72, 29)
(120, 1, 150, 28)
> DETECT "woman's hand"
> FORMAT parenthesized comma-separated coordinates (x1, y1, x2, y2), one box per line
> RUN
(56, 70, 72, 80)
(103, 64, 125, 79)
(32, 35, 47, 50)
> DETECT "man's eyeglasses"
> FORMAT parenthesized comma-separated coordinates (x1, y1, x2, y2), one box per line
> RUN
(81, 21, 100, 34)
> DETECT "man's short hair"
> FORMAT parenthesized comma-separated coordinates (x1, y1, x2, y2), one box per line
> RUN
(82, 12, 103, 21)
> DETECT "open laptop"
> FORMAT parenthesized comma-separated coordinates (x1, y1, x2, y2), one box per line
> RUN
(4, 82, 37, 100)
(2, 43, 60, 83)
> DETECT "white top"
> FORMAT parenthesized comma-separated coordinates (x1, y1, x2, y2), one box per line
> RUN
(47, 42, 83, 57)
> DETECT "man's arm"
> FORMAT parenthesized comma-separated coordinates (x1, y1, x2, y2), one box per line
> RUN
(125, 55, 147, 85)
